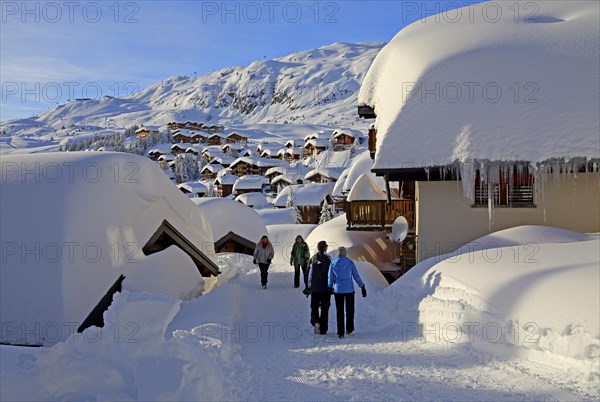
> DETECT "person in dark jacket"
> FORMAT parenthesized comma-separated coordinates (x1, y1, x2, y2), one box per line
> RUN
(253, 235, 274, 289)
(290, 235, 311, 289)
(328, 246, 367, 338)
(307, 240, 331, 335)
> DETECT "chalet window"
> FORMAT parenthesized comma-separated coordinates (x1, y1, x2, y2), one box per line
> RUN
(473, 167, 535, 207)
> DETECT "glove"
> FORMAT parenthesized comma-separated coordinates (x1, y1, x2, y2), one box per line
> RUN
(329, 287, 334, 295)
(252, 259, 257, 265)
(303, 288, 312, 297)
(267, 259, 272, 265)
(361, 286, 367, 298)
(290, 261, 293, 266)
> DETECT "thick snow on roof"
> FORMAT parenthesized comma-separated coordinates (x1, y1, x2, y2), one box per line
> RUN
(235, 192, 270, 209)
(214, 174, 238, 185)
(190, 198, 266, 244)
(0, 152, 217, 345)
(177, 181, 208, 194)
(230, 156, 287, 169)
(256, 207, 297, 225)
(342, 150, 386, 194)
(304, 138, 330, 149)
(347, 174, 387, 202)
(359, 1, 600, 169)
(232, 175, 267, 192)
(202, 163, 224, 173)
(273, 183, 335, 207)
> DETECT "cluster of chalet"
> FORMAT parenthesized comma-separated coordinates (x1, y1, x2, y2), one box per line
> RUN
(138, 122, 364, 230)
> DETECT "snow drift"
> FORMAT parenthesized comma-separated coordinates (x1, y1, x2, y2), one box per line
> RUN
(373, 226, 599, 372)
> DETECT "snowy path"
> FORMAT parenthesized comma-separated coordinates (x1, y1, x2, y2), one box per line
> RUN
(168, 261, 595, 401)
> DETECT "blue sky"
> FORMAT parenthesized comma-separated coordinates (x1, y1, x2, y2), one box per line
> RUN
(1, 1, 483, 121)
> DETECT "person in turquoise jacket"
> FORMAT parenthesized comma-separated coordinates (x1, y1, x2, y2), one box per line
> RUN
(328, 246, 367, 338)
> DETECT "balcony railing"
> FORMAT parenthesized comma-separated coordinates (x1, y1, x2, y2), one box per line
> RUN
(346, 199, 415, 230)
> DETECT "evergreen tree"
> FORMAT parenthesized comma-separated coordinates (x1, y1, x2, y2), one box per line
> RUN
(318, 199, 334, 224)
(286, 186, 303, 224)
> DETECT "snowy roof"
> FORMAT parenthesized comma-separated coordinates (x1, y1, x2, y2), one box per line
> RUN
(304, 138, 330, 149)
(265, 166, 285, 177)
(273, 183, 335, 207)
(232, 175, 267, 192)
(304, 167, 345, 181)
(342, 150, 386, 194)
(332, 167, 351, 197)
(214, 174, 238, 185)
(229, 156, 287, 169)
(190, 198, 266, 245)
(171, 143, 188, 150)
(177, 181, 208, 194)
(202, 164, 224, 173)
(221, 142, 245, 151)
(333, 130, 355, 139)
(347, 174, 387, 202)
(148, 143, 175, 154)
(285, 147, 303, 156)
(158, 154, 176, 162)
(210, 155, 236, 165)
(135, 126, 159, 133)
(0, 152, 218, 345)
(360, 2, 600, 169)
(235, 192, 271, 209)
(185, 144, 203, 152)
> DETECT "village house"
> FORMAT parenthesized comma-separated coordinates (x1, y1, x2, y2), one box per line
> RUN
(191, 198, 265, 256)
(332, 130, 356, 151)
(207, 134, 224, 146)
(226, 132, 248, 144)
(135, 127, 160, 138)
(355, 8, 600, 267)
(170, 143, 188, 155)
(214, 174, 238, 197)
(232, 175, 268, 195)
(273, 183, 336, 224)
(229, 156, 287, 177)
(303, 138, 329, 157)
(201, 164, 224, 180)
(177, 181, 208, 198)
(147, 144, 174, 161)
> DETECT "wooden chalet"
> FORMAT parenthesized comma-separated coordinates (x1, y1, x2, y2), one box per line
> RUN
(214, 231, 255, 255)
(214, 175, 237, 197)
(170, 143, 188, 155)
(226, 132, 248, 144)
(333, 130, 356, 151)
(207, 134, 224, 146)
(135, 127, 159, 138)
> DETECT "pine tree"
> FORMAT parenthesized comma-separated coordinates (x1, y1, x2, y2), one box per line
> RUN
(318, 199, 334, 224)
(286, 187, 303, 224)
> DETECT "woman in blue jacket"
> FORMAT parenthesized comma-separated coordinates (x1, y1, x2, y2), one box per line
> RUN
(328, 246, 367, 338)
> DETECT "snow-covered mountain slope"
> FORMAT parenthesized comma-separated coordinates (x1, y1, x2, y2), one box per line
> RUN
(0, 42, 383, 152)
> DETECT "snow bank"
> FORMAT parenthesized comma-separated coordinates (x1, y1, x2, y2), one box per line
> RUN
(374, 226, 600, 371)
(360, 1, 600, 168)
(0, 152, 217, 345)
(0, 292, 226, 401)
(191, 198, 266, 244)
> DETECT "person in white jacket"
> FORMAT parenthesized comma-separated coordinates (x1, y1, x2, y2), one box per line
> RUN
(253, 235, 274, 289)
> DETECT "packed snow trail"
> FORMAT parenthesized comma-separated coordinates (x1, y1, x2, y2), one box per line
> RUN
(166, 258, 595, 401)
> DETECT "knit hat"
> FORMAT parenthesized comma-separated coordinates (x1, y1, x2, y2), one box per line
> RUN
(338, 246, 347, 256)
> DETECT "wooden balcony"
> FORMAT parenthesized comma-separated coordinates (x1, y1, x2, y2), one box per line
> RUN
(346, 199, 415, 231)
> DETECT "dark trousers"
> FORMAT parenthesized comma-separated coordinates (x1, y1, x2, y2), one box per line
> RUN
(334, 292, 355, 336)
(310, 292, 331, 334)
(293, 262, 309, 288)
(258, 263, 269, 285)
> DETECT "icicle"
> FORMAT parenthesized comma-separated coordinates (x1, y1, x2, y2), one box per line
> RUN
(459, 161, 476, 201)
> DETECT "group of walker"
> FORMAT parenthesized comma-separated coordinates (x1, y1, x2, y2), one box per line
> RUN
(253, 235, 366, 339)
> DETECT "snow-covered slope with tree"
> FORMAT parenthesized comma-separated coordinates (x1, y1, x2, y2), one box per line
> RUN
(1, 42, 383, 153)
